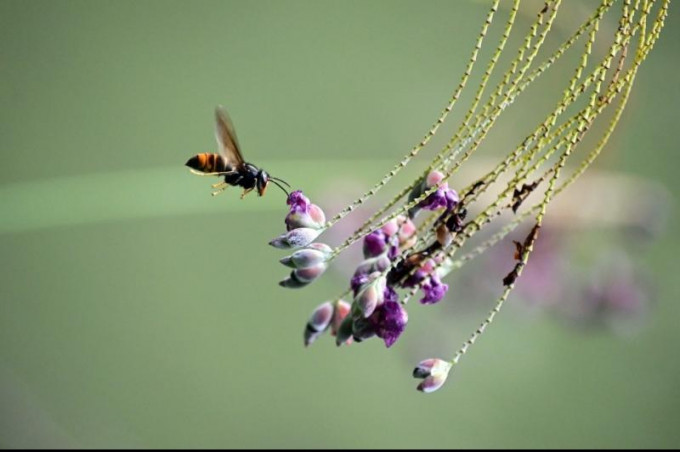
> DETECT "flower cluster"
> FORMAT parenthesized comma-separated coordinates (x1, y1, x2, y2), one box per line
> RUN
(270, 191, 330, 288)
(210, 0, 666, 396)
(271, 173, 458, 353)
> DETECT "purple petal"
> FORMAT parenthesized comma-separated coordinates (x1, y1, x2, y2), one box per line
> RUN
(420, 275, 449, 305)
(370, 300, 408, 348)
(287, 190, 310, 213)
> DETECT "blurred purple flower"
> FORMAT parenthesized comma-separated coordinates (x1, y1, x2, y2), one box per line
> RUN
(420, 275, 448, 305)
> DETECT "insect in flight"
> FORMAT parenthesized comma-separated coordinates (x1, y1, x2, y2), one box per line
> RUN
(185, 106, 290, 198)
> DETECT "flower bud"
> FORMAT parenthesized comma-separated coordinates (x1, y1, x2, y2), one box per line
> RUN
(351, 316, 376, 342)
(280, 243, 332, 269)
(293, 263, 327, 283)
(285, 204, 326, 230)
(425, 170, 445, 187)
(335, 315, 354, 346)
(353, 254, 391, 278)
(354, 272, 386, 318)
(279, 272, 309, 289)
(304, 301, 334, 347)
(363, 230, 387, 258)
(350, 272, 370, 296)
(269, 227, 323, 250)
(397, 216, 417, 251)
(413, 358, 452, 393)
(285, 190, 326, 230)
(309, 301, 334, 331)
(381, 219, 399, 237)
(330, 300, 351, 337)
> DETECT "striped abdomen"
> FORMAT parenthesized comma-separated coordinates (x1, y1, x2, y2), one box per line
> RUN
(185, 153, 230, 173)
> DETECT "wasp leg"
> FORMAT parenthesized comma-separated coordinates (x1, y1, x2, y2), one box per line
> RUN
(211, 181, 228, 189)
(189, 169, 237, 177)
(211, 187, 227, 197)
(240, 187, 254, 199)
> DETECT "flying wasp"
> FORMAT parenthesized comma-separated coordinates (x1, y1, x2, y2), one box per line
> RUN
(185, 106, 290, 198)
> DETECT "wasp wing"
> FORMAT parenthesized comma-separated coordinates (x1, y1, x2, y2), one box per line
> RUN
(214, 105, 245, 169)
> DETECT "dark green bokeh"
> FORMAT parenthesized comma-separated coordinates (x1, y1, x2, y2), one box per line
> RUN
(1, 1, 679, 448)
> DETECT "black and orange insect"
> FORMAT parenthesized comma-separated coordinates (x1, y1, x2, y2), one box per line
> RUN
(185, 106, 290, 198)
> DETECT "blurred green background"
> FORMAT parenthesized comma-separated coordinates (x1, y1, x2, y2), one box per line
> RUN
(1, 0, 679, 448)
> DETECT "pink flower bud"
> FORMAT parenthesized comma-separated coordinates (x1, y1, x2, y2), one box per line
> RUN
(330, 300, 351, 337)
(397, 217, 418, 251)
(413, 358, 452, 393)
(354, 272, 386, 317)
(381, 219, 399, 237)
(285, 203, 327, 231)
(293, 263, 327, 283)
(269, 228, 323, 250)
(425, 170, 446, 188)
(304, 301, 334, 346)
(308, 302, 334, 332)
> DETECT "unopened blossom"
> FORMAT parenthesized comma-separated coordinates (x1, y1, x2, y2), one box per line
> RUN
(269, 227, 323, 250)
(280, 261, 327, 289)
(285, 190, 326, 231)
(330, 300, 352, 338)
(280, 243, 333, 269)
(363, 230, 388, 258)
(304, 302, 334, 346)
(413, 358, 452, 393)
(354, 271, 386, 317)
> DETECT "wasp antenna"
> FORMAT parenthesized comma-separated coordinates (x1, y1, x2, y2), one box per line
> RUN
(270, 176, 291, 188)
(270, 179, 290, 197)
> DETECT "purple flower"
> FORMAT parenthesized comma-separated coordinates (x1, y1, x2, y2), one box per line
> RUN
(363, 230, 387, 258)
(287, 190, 310, 213)
(383, 286, 399, 304)
(420, 275, 448, 305)
(420, 188, 449, 210)
(371, 299, 408, 348)
(403, 269, 428, 288)
(284, 190, 326, 231)
(351, 272, 370, 296)
(445, 188, 459, 210)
